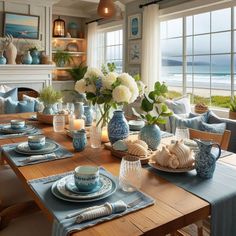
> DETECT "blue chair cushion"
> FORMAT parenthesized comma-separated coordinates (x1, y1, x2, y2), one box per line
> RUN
(170, 111, 210, 134)
(0, 88, 18, 101)
(5, 98, 35, 114)
(200, 121, 226, 134)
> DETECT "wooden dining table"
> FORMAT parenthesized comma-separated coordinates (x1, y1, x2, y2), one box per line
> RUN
(1, 113, 236, 236)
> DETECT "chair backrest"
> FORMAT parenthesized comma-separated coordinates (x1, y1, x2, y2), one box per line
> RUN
(189, 128, 231, 150)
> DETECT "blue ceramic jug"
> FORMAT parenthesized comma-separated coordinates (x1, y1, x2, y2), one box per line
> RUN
(195, 139, 221, 179)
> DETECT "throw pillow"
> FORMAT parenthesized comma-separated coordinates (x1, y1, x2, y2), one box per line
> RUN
(5, 98, 18, 114)
(170, 111, 209, 134)
(22, 94, 44, 112)
(166, 95, 191, 114)
(5, 98, 35, 114)
(0, 85, 12, 93)
(0, 88, 18, 101)
(200, 121, 226, 134)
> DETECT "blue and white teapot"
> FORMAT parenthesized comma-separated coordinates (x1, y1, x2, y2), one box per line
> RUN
(195, 139, 221, 179)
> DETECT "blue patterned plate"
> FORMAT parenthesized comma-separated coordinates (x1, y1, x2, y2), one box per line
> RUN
(15, 141, 59, 155)
(0, 124, 34, 134)
(65, 177, 103, 194)
(53, 173, 117, 201)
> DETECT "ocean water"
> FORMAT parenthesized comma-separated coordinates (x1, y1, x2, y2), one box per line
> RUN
(5, 24, 38, 39)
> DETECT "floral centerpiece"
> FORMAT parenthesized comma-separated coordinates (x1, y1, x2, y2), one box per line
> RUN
(75, 67, 143, 127)
(133, 81, 173, 150)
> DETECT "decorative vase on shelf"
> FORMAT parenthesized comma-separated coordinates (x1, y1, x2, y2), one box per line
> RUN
(84, 105, 93, 126)
(0, 51, 6, 64)
(30, 50, 40, 64)
(22, 51, 32, 64)
(42, 104, 55, 115)
(4, 35, 17, 64)
(108, 110, 129, 144)
(140, 124, 161, 150)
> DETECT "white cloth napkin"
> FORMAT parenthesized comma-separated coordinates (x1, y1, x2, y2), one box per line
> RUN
(75, 200, 127, 223)
(24, 153, 57, 163)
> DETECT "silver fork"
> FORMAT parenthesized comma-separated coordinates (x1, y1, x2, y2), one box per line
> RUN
(65, 197, 143, 219)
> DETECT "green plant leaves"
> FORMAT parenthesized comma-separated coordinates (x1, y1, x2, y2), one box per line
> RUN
(141, 95, 153, 112)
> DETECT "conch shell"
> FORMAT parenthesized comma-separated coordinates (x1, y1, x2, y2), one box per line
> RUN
(168, 140, 194, 168)
(128, 143, 148, 156)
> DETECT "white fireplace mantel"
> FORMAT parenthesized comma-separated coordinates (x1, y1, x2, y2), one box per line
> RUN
(0, 65, 55, 92)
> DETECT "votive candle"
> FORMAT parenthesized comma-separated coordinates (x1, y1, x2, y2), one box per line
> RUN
(101, 126, 109, 143)
(73, 119, 85, 130)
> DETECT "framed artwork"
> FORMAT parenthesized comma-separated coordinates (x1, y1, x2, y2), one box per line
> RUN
(3, 12, 40, 39)
(128, 40, 142, 64)
(129, 66, 141, 76)
(128, 14, 141, 40)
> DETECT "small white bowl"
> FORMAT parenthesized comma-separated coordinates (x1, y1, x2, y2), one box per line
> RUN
(10, 120, 25, 130)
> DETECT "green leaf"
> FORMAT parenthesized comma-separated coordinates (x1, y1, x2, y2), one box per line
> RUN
(86, 93, 96, 100)
(141, 96, 153, 112)
(145, 114, 153, 123)
(154, 82, 161, 91)
(161, 104, 168, 113)
(148, 91, 156, 101)
(155, 117, 167, 124)
(111, 79, 121, 89)
(133, 74, 141, 81)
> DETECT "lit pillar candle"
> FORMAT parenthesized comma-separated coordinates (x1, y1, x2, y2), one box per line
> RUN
(73, 119, 85, 130)
(101, 126, 109, 143)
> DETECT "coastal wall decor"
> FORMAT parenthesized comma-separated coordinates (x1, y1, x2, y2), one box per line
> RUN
(128, 14, 141, 40)
(128, 40, 142, 64)
(3, 12, 40, 39)
(128, 66, 140, 76)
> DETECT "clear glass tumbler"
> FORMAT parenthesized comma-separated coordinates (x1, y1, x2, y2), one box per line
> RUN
(175, 127, 190, 140)
(119, 155, 142, 192)
(53, 115, 65, 132)
(90, 125, 102, 148)
(67, 103, 75, 114)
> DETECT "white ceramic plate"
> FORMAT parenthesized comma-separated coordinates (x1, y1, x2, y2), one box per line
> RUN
(15, 141, 59, 155)
(149, 162, 195, 173)
(51, 174, 117, 203)
(57, 174, 113, 199)
(0, 124, 34, 134)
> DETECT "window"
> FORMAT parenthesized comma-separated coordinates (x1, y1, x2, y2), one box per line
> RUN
(97, 26, 123, 73)
(160, 5, 236, 108)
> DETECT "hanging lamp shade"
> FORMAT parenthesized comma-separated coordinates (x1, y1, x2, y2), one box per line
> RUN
(53, 16, 65, 37)
(97, 0, 116, 18)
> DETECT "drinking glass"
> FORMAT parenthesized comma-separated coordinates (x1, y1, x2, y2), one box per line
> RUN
(67, 103, 75, 114)
(90, 125, 102, 148)
(175, 127, 190, 140)
(119, 155, 142, 192)
(53, 115, 65, 132)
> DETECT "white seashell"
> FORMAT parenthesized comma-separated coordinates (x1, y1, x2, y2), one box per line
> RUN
(153, 146, 172, 167)
(128, 143, 148, 156)
(168, 140, 194, 168)
(168, 154, 180, 169)
(134, 140, 148, 149)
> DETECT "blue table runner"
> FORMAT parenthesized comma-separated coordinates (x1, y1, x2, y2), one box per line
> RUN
(28, 168, 155, 236)
(1, 139, 73, 166)
(147, 162, 236, 236)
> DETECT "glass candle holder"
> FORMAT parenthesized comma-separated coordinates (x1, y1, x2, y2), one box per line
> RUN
(53, 115, 65, 132)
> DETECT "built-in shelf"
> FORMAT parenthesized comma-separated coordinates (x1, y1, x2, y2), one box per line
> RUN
(52, 37, 85, 41)
(52, 51, 86, 56)
(54, 67, 73, 70)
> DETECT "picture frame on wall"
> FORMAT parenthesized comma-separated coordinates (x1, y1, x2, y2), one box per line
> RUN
(128, 14, 141, 40)
(128, 40, 142, 64)
(3, 12, 40, 39)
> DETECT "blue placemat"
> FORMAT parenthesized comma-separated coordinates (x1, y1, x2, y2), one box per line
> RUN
(147, 162, 236, 236)
(1, 139, 73, 167)
(0, 124, 42, 139)
(28, 168, 155, 236)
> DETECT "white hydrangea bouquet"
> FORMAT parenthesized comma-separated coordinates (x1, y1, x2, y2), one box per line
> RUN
(75, 67, 144, 127)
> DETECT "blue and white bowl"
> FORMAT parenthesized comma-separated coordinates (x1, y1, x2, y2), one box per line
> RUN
(28, 135, 46, 150)
(74, 166, 100, 192)
(10, 120, 25, 130)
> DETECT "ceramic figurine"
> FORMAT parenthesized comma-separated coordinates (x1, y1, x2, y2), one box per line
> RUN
(4, 34, 17, 64)
(22, 51, 32, 64)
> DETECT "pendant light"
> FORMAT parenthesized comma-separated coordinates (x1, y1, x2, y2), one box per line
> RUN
(97, 0, 116, 18)
(53, 16, 65, 37)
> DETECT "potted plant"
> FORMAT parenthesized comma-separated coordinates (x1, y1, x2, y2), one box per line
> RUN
(39, 86, 63, 114)
(133, 81, 173, 150)
(54, 50, 72, 67)
(229, 96, 236, 119)
(68, 62, 88, 81)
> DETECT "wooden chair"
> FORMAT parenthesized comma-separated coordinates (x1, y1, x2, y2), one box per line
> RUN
(189, 128, 231, 150)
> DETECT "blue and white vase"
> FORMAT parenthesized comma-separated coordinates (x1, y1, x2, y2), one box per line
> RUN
(73, 129, 87, 151)
(140, 124, 161, 150)
(42, 104, 54, 115)
(108, 110, 129, 144)
(84, 105, 93, 126)
(22, 51, 32, 64)
(0, 51, 6, 64)
(30, 50, 40, 64)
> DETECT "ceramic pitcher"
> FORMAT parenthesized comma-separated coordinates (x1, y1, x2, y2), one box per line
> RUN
(195, 139, 221, 179)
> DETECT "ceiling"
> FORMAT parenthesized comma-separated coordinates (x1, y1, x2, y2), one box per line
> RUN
(53, 0, 134, 17)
